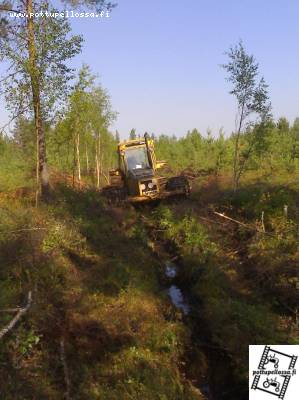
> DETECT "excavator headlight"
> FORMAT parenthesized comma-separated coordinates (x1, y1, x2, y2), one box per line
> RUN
(140, 183, 146, 190)
(148, 182, 154, 189)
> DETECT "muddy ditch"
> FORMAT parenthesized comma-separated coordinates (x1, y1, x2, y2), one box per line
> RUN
(142, 219, 247, 400)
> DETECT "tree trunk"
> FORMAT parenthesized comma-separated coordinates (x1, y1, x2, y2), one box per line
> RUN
(95, 133, 100, 189)
(235, 140, 254, 190)
(233, 103, 245, 192)
(233, 134, 240, 191)
(72, 138, 76, 187)
(100, 148, 104, 179)
(26, 0, 49, 201)
(85, 141, 89, 175)
(75, 131, 81, 188)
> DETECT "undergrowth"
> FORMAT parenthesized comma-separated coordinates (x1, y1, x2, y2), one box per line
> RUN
(0, 188, 202, 399)
(149, 177, 298, 399)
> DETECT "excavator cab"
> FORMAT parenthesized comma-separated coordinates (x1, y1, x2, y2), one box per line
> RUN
(103, 133, 190, 203)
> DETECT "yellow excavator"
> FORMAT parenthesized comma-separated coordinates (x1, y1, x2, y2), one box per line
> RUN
(101, 133, 191, 203)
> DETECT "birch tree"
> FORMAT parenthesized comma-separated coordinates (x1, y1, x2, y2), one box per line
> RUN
(52, 66, 116, 187)
(222, 41, 272, 190)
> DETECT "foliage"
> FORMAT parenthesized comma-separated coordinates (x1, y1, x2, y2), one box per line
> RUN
(129, 128, 137, 139)
(222, 41, 271, 123)
(153, 116, 299, 182)
(154, 206, 217, 260)
(150, 194, 297, 398)
(221, 41, 272, 189)
(48, 65, 117, 183)
(0, 134, 33, 191)
(0, 2, 83, 124)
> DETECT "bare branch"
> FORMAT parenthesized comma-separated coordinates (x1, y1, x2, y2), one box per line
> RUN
(0, 106, 30, 131)
(0, 7, 21, 13)
(0, 291, 32, 340)
(0, 69, 23, 84)
(4, 24, 28, 41)
(0, 2, 24, 13)
(101, 171, 110, 184)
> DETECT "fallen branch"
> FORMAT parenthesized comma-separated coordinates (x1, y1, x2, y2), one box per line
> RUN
(0, 291, 32, 340)
(197, 214, 234, 228)
(214, 211, 250, 228)
(7, 227, 47, 234)
(0, 227, 47, 237)
(60, 338, 71, 400)
(213, 211, 274, 236)
(0, 308, 21, 313)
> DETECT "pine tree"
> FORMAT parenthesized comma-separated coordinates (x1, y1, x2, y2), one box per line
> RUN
(129, 128, 136, 140)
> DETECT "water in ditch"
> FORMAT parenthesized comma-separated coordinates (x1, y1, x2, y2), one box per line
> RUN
(165, 261, 190, 315)
(164, 260, 213, 399)
(164, 260, 244, 400)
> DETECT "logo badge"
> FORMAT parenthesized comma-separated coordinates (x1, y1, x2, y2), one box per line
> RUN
(249, 345, 298, 399)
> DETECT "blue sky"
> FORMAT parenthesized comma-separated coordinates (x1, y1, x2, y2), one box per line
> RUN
(1, 0, 299, 138)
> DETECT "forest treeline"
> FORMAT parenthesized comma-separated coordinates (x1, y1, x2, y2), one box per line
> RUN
(0, 14, 298, 194)
(1, 106, 299, 192)
(156, 117, 299, 175)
